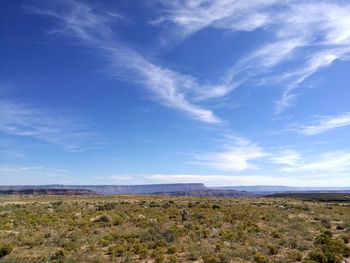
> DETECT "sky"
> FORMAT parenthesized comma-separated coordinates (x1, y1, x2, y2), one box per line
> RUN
(1, 0, 350, 186)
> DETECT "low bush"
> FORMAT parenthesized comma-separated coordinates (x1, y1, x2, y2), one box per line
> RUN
(254, 252, 268, 263)
(0, 243, 14, 258)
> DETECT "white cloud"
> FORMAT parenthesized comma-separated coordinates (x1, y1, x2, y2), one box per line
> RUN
(155, 1, 350, 111)
(270, 149, 300, 166)
(282, 151, 350, 173)
(296, 113, 350, 135)
(0, 99, 98, 151)
(190, 132, 350, 178)
(153, 0, 280, 39)
(246, 38, 306, 69)
(269, 148, 350, 175)
(275, 49, 349, 112)
(116, 50, 221, 123)
(35, 0, 350, 118)
(192, 136, 266, 171)
(32, 0, 221, 124)
(147, 148, 350, 187)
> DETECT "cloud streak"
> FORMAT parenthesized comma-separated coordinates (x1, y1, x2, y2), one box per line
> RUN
(296, 113, 350, 135)
(190, 132, 350, 178)
(0, 165, 72, 185)
(0, 99, 98, 151)
(155, 0, 350, 111)
(34, 0, 350, 118)
(153, 0, 281, 39)
(270, 149, 300, 166)
(282, 151, 350, 173)
(32, 0, 221, 124)
(192, 136, 266, 171)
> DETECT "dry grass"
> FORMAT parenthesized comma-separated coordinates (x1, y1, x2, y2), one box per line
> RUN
(0, 195, 350, 262)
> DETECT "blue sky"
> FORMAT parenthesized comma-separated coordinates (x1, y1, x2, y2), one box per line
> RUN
(1, 0, 350, 186)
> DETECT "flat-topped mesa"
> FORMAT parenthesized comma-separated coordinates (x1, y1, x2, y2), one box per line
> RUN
(81, 183, 208, 194)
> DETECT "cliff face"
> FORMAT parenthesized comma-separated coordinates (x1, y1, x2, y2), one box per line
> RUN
(0, 189, 95, 195)
(151, 189, 250, 197)
(0, 183, 207, 195)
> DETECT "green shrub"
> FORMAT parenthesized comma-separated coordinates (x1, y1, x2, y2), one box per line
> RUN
(131, 242, 147, 257)
(217, 252, 231, 263)
(323, 251, 342, 263)
(167, 245, 177, 254)
(187, 245, 200, 261)
(271, 231, 281, 238)
(202, 254, 220, 263)
(340, 234, 350, 244)
(162, 202, 171, 209)
(254, 252, 269, 263)
(307, 230, 350, 263)
(168, 254, 178, 263)
(91, 214, 112, 224)
(188, 202, 194, 208)
(113, 215, 124, 225)
(320, 218, 331, 229)
(287, 251, 302, 262)
(0, 243, 14, 258)
(96, 202, 117, 211)
(308, 250, 327, 263)
(62, 241, 77, 251)
(108, 244, 126, 256)
(150, 201, 160, 208)
(152, 248, 165, 263)
(50, 249, 65, 260)
(51, 201, 63, 207)
(315, 232, 332, 245)
(344, 220, 350, 232)
(140, 225, 177, 247)
(267, 243, 278, 255)
(180, 209, 189, 221)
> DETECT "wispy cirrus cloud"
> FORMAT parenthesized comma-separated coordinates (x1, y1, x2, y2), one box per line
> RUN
(33, 0, 350, 119)
(295, 113, 350, 135)
(153, 0, 280, 40)
(269, 149, 300, 166)
(282, 151, 350, 173)
(192, 136, 266, 172)
(267, 147, 350, 174)
(0, 99, 98, 151)
(189, 130, 350, 177)
(30, 0, 220, 124)
(155, 1, 350, 112)
(0, 165, 72, 185)
(275, 48, 350, 112)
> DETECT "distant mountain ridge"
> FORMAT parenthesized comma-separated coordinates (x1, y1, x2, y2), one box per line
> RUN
(1, 184, 350, 196)
(0, 183, 207, 195)
(0, 188, 95, 195)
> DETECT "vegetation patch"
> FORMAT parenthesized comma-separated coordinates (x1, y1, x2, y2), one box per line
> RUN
(0, 195, 350, 262)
